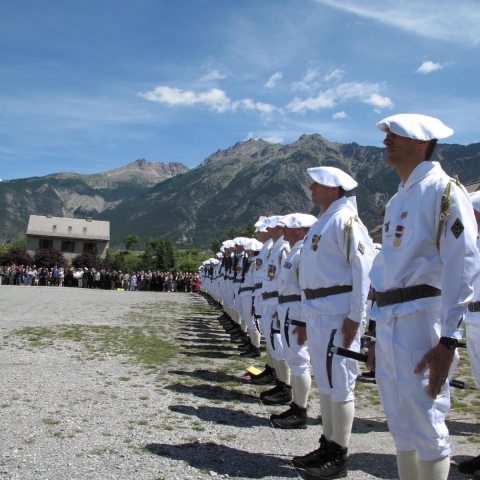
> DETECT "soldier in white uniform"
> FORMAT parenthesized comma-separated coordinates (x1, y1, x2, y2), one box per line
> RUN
(271, 213, 317, 429)
(458, 191, 480, 476)
(250, 221, 277, 383)
(237, 238, 264, 358)
(367, 114, 480, 480)
(294, 167, 375, 479)
(257, 215, 292, 404)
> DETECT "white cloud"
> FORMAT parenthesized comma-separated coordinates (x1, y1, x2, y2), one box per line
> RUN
(200, 70, 227, 81)
(333, 111, 348, 119)
(286, 81, 393, 113)
(264, 72, 283, 88)
(263, 135, 284, 144)
(324, 69, 345, 83)
(291, 67, 322, 92)
(139, 86, 278, 115)
(313, 0, 480, 45)
(139, 86, 232, 113)
(244, 132, 284, 144)
(416, 61, 443, 74)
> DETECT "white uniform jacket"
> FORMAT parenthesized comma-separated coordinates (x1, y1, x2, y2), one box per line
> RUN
(277, 239, 303, 322)
(238, 255, 257, 297)
(261, 236, 290, 306)
(369, 161, 480, 338)
(299, 196, 375, 323)
(253, 238, 273, 304)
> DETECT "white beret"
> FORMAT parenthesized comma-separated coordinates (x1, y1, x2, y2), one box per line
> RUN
(376, 114, 453, 141)
(245, 239, 263, 251)
(262, 215, 283, 228)
(307, 166, 357, 191)
(216, 252, 223, 258)
(233, 237, 249, 246)
(220, 245, 225, 252)
(256, 223, 268, 233)
(222, 240, 235, 248)
(470, 192, 480, 212)
(278, 213, 318, 228)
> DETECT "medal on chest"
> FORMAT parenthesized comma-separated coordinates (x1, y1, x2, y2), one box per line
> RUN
(267, 264, 276, 280)
(393, 225, 404, 247)
(310, 234, 321, 251)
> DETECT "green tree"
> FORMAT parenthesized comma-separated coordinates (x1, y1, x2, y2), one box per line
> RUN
(243, 221, 257, 238)
(211, 239, 222, 253)
(124, 234, 140, 251)
(155, 238, 167, 270)
(164, 239, 176, 270)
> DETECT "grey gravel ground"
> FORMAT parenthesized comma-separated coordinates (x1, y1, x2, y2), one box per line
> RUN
(0, 286, 479, 480)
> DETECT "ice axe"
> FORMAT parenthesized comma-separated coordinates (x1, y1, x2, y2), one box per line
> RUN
(327, 328, 476, 390)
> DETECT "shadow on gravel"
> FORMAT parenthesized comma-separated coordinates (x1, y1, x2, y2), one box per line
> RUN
(180, 344, 236, 352)
(145, 441, 297, 478)
(446, 419, 480, 437)
(351, 417, 390, 434)
(346, 452, 397, 479)
(168, 404, 269, 427)
(179, 332, 228, 339)
(180, 351, 233, 359)
(176, 337, 227, 344)
(164, 383, 258, 403)
(168, 369, 242, 384)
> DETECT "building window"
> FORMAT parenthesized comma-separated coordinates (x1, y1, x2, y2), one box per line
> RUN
(61, 240, 75, 252)
(84, 242, 98, 254)
(39, 238, 53, 249)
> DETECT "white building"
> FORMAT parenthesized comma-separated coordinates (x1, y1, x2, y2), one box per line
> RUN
(26, 215, 110, 260)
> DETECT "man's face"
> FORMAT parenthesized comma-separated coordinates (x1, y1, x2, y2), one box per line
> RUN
(309, 181, 334, 208)
(383, 130, 426, 166)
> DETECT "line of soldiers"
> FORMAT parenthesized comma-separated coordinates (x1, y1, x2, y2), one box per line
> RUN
(198, 114, 480, 480)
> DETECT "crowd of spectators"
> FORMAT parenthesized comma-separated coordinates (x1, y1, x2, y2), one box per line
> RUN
(0, 265, 200, 292)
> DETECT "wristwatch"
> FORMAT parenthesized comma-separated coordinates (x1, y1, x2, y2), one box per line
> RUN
(439, 337, 459, 349)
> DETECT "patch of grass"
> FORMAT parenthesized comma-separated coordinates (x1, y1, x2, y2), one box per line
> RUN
(219, 434, 237, 441)
(139, 396, 149, 400)
(42, 418, 60, 425)
(118, 376, 131, 382)
(137, 420, 148, 426)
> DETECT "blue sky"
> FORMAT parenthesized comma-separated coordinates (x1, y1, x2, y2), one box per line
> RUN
(1, 0, 479, 180)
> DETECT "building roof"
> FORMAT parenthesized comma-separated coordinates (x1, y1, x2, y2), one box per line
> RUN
(26, 215, 110, 241)
(465, 181, 480, 193)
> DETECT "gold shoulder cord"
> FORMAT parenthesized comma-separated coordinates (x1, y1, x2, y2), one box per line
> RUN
(266, 245, 273, 260)
(436, 176, 465, 250)
(343, 215, 359, 265)
(278, 245, 290, 264)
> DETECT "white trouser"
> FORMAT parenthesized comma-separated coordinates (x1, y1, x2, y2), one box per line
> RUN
(279, 308, 310, 377)
(262, 304, 284, 361)
(240, 295, 257, 331)
(376, 310, 451, 461)
(467, 322, 480, 388)
(306, 314, 359, 403)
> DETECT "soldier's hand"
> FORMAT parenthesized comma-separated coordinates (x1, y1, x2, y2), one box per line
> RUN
(414, 343, 455, 398)
(292, 326, 307, 346)
(341, 317, 359, 349)
(366, 342, 376, 372)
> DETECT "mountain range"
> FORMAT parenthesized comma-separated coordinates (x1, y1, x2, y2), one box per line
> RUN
(1, 135, 480, 249)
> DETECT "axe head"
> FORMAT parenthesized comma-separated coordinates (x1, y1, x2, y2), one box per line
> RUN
(326, 328, 337, 389)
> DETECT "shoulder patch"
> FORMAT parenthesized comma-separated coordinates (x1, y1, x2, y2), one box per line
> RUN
(358, 241, 365, 255)
(451, 218, 464, 239)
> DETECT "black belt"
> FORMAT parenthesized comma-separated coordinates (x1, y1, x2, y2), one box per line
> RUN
(469, 302, 480, 313)
(303, 285, 352, 300)
(234, 279, 243, 283)
(375, 284, 441, 307)
(239, 286, 255, 293)
(278, 294, 301, 304)
(262, 291, 279, 300)
(254, 282, 262, 290)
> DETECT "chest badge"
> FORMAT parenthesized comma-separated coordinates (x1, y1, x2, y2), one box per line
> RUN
(267, 264, 276, 280)
(393, 225, 404, 247)
(401, 212, 408, 219)
(384, 221, 390, 232)
(311, 235, 321, 251)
